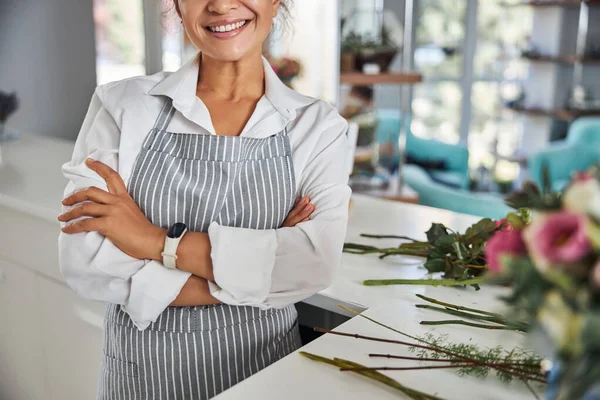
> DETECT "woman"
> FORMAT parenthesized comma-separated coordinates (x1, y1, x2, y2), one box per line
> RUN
(58, 0, 351, 398)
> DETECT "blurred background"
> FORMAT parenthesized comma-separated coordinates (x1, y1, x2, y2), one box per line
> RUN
(2, 0, 600, 215)
(1, 1, 600, 398)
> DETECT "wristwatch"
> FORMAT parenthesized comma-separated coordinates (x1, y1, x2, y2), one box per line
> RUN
(162, 222, 188, 270)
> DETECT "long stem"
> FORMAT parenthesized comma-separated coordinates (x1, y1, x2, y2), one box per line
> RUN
(314, 327, 546, 384)
(359, 234, 424, 242)
(415, 303, 529, 331)
(369, 354, 540, 368)
(341, 364, 475, 372)
(416, 304, 503, 322)
(415, 294, 499, 316)
(420, 320, 523, 330)
(363, 278, 486, 287)
(343, 243, 430, 258)
(299, 352, 446, 400)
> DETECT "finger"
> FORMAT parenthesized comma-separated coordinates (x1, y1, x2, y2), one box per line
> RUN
(284, 203, 314, 227)
(286, 196, 310, 221)
(58, 202, 108, 223)
(301, 217, 310, 222)
(86, 158, 127, 195)
(295, 202, 315, 221)
(62, 186, 114, 206)
(60, 217, 104, 234)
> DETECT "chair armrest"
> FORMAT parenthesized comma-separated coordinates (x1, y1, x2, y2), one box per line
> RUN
(528, 142, 599, 188)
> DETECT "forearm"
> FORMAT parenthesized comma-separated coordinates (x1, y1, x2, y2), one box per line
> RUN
(170, 275, 220, 307)
(149, 228, 215, 281)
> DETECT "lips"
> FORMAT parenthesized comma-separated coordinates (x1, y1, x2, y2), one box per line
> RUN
(204, 19, 252, 39)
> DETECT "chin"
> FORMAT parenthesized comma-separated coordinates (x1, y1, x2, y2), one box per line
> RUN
(203, 45, 258, 63)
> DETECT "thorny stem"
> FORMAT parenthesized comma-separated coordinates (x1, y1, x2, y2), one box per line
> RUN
(314, 328, 545, 383)
(369, 354, 540, 369)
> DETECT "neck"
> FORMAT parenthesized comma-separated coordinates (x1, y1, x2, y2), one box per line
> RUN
(197, 53, 265, 102)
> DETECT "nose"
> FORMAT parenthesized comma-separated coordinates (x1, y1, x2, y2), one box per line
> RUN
(207, 0, 240, 14)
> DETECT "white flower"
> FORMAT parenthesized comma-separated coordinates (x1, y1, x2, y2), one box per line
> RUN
(563, 174, 600, 220)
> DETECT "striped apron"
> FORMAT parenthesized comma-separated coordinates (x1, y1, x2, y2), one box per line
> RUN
(98, 99, 302, 399)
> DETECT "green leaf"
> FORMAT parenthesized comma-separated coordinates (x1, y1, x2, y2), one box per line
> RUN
(504, 181, 542, 209)
(464, 219, 497, 245)
(434, 233, 458, 251)
(426, 223, 448, 243)
(542, 162, 552, 195)
(423, 258, 446, 273)
(452, 242, 468, 261)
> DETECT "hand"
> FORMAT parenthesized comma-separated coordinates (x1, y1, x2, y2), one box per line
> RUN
(282, 196, 314, 227)
(58, 158, 165, 260)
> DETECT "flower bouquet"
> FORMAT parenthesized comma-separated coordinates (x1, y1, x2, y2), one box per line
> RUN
(487, 166, 600, 400)
(269, 57, 301, 88)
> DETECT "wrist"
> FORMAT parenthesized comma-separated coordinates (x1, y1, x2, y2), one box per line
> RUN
(149, 226, 168, 262)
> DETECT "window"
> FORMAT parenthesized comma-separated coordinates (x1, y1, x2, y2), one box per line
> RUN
(93, 0, 189, 85)
(93, 0, 146, 85)
(411, 0, 532, 185)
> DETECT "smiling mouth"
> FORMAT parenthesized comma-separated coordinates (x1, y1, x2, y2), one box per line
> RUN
(206, 20, 249, 33)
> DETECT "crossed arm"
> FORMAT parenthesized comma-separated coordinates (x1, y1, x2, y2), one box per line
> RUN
(58, 158, 315, 307)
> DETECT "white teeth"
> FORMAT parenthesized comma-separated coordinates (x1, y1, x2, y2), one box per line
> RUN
(209, 20, 247, 33)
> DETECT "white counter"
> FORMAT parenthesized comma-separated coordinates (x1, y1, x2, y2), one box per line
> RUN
(215, 297, 539, 400)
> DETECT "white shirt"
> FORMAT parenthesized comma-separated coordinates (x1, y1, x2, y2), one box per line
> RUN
(58, 57, 352, 330)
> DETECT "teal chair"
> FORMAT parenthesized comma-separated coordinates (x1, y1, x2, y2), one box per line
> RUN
(376, 109, 470, 189)
(403, 164, 513, 220)
(528, 117, 600, 192)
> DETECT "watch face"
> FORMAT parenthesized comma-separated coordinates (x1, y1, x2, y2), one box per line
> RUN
(167, 222, 187, 239)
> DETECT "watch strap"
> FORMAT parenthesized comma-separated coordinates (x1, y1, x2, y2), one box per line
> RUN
(161, 227, 187, 269)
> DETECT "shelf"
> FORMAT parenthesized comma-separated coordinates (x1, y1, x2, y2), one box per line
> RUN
(506, 105, 600, 120)
(502, 0, 600, 7)
(340, 72, 423, 85)
(522, 53, 600, 64)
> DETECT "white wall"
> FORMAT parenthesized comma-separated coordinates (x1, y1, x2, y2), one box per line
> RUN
(0, 0, 97, 141)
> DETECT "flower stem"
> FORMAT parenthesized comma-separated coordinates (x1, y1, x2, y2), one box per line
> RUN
(419, 319, 523, 331)
(415, 303, 529, 331)
(415, 294, 499, 316)
(341, 364, 476, 372)
(363, 278, 486, 287)
(359, 234, 422, 242)
(369, 354, 540, 368)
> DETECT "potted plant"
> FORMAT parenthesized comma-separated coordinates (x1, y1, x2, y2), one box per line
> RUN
(341, 29, 399, 73)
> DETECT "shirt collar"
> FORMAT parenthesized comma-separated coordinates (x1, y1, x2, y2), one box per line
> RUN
(148, 55, 317, 123)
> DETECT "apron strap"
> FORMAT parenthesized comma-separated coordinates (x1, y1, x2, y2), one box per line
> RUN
(143, 98, 176, 147)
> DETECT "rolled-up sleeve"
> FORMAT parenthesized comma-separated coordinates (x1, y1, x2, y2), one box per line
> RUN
(58, 86, 190, 330)
(207, 114, 351, 308)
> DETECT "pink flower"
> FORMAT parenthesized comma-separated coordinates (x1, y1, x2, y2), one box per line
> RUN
(485, 229, 527, 273)
(572, 171, 595, 183)
(494, 219, 513, 232)
(523, 212, 592, 273)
